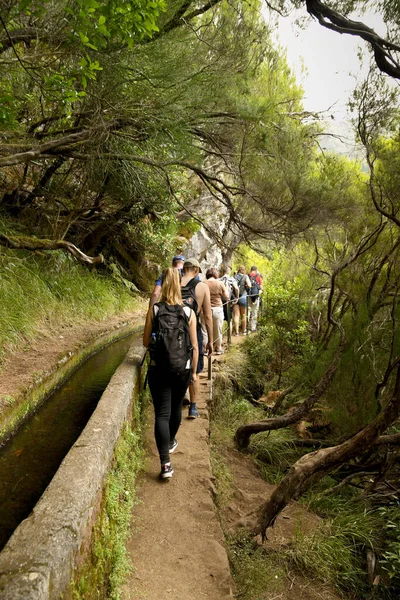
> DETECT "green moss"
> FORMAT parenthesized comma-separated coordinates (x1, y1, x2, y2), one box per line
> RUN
(210, 449, 234, 509)
(68, 390, 149, 600)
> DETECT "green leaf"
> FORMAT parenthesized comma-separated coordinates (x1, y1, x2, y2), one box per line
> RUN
(98, 24, 110, 37)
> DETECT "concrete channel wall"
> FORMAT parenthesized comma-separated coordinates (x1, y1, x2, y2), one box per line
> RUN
(0, 339, 146, 600)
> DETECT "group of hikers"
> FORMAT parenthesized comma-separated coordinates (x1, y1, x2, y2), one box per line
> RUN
(143, 255, 263, 479)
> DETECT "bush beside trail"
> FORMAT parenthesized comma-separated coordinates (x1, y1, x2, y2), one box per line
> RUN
(210, 248, 400, 599)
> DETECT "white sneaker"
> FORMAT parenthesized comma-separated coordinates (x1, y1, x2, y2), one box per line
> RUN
(160, 463, 174, 479)
(169, 439, 178, 453)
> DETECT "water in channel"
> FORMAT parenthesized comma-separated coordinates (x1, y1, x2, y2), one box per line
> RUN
(0, 333, 135, 551)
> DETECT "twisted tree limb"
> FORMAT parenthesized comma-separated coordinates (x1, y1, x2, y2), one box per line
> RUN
(234, 342, 343, 449)
(306, 0, 400, 79)
(288, 432, 400, 448)
(0, 234, 103, 265)
(255, 365, 400, 539)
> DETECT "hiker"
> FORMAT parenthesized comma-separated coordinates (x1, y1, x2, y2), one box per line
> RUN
(205, 267, 229, 355)
(143, 267, 199, 479)
(248, 265, 263, 332)
(233, 265, 251, 335)
(181, 258, 213, 418)
(219, 264, 239, 335)
(149, 254, 185, 308)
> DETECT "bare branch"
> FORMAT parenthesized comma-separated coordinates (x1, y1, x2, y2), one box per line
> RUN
(306, 0, 400, 79)
(0, 234, 103, 265)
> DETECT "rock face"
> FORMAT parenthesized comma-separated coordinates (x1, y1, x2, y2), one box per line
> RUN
(182, 189, 240, 272)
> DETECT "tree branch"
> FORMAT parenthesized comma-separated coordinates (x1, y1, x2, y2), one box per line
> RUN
(234, 342, 343, 449)
(0, 234, 103, 265)
(305, 0, 400, 79)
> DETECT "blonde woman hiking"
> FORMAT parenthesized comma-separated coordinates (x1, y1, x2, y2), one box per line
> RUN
(143, 268, 198, 479)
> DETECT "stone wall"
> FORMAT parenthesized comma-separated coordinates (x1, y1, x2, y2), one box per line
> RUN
(0, 339, 146, 600)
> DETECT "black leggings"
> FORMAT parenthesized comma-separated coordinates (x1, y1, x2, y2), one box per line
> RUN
(148, 367, 191, 465)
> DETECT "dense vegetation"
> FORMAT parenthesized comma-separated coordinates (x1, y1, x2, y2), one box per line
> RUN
(215, 108, 400, 593)
(2, 0, 400, 597)
(2, 0, 400, 280)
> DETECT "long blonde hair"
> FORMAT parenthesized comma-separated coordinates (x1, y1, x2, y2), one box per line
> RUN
(160, 267, 182, 305)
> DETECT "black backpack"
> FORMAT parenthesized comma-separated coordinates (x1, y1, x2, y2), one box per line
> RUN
(151, 303, 192, 372)
(235, 273, 248, 296)
(249, 274, 261, 299)
(181, 277, 200, 314)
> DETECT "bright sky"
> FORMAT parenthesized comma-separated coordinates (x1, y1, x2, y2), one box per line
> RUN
(273, 8, 388, 121)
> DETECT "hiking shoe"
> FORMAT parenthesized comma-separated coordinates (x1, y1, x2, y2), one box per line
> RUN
(233, 332, 239, 337)
(160, 463, 174, 479)
(188, 402, 199, 419)
(242, 331, 248, 336)
(169, 439, 178, 453)
(216, 350, 224, 355)
(182, 390, 190, 406)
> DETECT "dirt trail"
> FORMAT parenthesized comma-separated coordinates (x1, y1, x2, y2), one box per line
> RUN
(123, 335, 344, 600)
(122, 363, 234, 600)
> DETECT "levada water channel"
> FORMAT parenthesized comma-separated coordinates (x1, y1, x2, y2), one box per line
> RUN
(0, 332, 136, 550)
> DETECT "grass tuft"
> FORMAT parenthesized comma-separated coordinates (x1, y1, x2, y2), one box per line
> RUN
(0, 245, 139, 366)
(227, 532, 287, 600)
(248, 428, 305, 484)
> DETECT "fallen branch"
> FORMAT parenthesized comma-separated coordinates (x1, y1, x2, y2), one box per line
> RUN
(0, 234, 103, 265)
(317, 471, 379, 498)
(270, 385, 295, 415)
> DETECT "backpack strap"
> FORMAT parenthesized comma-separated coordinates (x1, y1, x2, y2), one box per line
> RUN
(185, 277, 200, 291)
(181, 278, 200, 314)
(235, 273, 247, 295)
(154, 302, 190, 321)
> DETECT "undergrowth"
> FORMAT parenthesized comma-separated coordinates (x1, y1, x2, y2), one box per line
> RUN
(0, 245, 139, 366)
(69, 390, 149, 600)
(211, 346, 400, 600)
(227, 532, 287, 600)
(248, 429, 305, 484)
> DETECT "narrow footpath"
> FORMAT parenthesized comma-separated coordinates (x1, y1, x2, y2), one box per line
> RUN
(122, 361, 234, 600)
